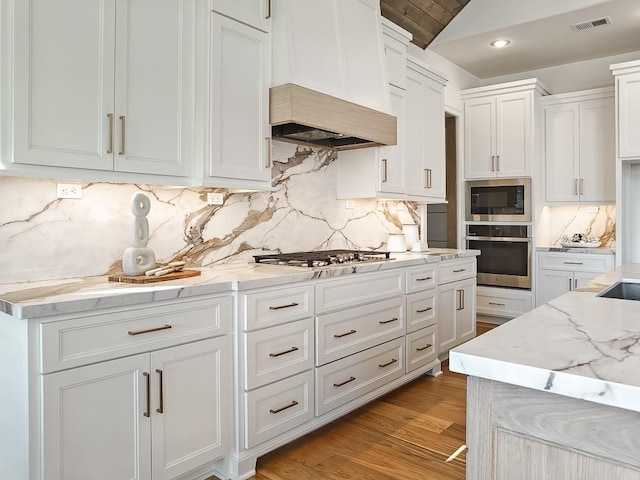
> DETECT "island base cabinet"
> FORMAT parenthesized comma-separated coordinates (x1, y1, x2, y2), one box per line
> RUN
(467, 377, 640, 480)
(42, 337, 229, 480)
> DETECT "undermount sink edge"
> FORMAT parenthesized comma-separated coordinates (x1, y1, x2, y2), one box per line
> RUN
(597, 280, 640, 301)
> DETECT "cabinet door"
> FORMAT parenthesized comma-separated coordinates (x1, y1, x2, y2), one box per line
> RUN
(378, 85, 406, 195)
(113, 0, 195, 177)
(496, 92, 531, 177)
(465, 97, 496, 179)
(211, 0, 271, 32)
(151, 337, 230, 480)
(537, 269, 573, 305)
(545, 103, 580, 202)
(617, 71, 640, 158)
(423, 77, 446, 199)
(437, 282, 457, 353)
(574, 270, 601, 289)
(13, 0, 115, 170)
(42, 354, 151, 480)
(579, 97, 615, 202)
(456, 278, 476, 345)
(209, 13, 271, 184)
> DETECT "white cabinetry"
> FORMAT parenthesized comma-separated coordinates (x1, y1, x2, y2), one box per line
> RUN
(437, 258, 477, 354)
(611, 60, 640, 159)
(405, 264, 438, 372)
(462, 79, 548, 179)
(543, 88, 615, 203)
(536, 251, 614, 305)
(12, 0, 195, 178)
(207, 13, 271, 188)
(211, 0, 271, 32)
(4, 294, 232, 480)
(476, 286, 532, 319)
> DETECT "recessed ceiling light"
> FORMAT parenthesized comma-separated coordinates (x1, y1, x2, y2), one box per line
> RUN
(490, 39, 511, 48)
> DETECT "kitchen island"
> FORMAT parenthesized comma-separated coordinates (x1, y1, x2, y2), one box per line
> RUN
(450, 264, 640, 479)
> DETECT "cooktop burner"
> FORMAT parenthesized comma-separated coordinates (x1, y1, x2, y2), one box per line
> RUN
(254, 249, 392, 268)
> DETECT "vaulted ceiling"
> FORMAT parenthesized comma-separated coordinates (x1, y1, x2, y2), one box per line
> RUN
(380, 0, 471, 49)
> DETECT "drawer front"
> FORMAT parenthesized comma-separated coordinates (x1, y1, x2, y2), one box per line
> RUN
(406, 290, 437, 333)
(40, 295, 232, 374)
(406, 325, 437, 373)
(438, 258, 477, 284)
(244, 317, 314, 390)
(406, 265, 438, 293)
(477, 292, 532, 319)
(537, 252, 614, 273)
(315, 338, 404, 416)
(315, 270, 405, 314)
(316, 297, 404, 366)
(244, 370, 314, 449)
(241, 284, 314, 331)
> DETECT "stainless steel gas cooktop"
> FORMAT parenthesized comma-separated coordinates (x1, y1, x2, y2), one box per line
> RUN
(253, 249, 392, 268)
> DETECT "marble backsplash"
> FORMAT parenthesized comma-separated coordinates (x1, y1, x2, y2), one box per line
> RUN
(0, 143, 419, 284)
(538, 205, 616, 247)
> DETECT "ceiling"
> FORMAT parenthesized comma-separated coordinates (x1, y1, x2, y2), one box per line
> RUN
(381, 0, 640, 79)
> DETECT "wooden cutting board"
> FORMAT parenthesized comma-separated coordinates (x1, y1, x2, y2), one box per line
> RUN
(108, 269, 201, 284)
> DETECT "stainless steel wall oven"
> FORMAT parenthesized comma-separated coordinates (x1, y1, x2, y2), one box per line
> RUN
(466, 224, 531, 289)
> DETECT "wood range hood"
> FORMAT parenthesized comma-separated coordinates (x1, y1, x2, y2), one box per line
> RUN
(270, 83, 397, 150)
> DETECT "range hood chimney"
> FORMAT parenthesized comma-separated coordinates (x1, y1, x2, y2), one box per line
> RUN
(269, 0, 396, 150)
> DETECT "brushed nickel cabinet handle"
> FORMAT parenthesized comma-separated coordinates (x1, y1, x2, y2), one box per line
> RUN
(119, 115, 126, 155)
(269, 400, 299, 414)
(427, 168, 432, 188)
(265, 0, 271, 19)
(378, 317, 398, 324)
(128, 324, 172, 336)
(143, 372, 151, 418)
(107, 113, 114, 154)
(496, 155, 500, 171)
(378, 358, 398, 368)
(569, 278, 573, 290)
(268, 302, 299, 310)
(265, 137, 271, 168)
(461, 289, 465, 310)
(155, 369, 164, 414)
(456, 289, 463, 311)
(416, 307, 433, 313)
(574, 179, 579, 195)
(416, 343, 432, 351)
(563, 261, 584, 265)
(580, 178, 584, 195)
(423, 169, 428, 189)
(416, 276, 433, 281)
(488, 302, 506, 306)
(333, 376, 356, 387)
(453, 268, 466, 273)
(269, 346, 299, 357)
(574, 278, 578, 289)
(381, 158, 388, 182)
(334, 329, 357, 338)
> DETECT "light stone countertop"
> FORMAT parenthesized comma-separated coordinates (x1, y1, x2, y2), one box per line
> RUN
(0, 248, 479, 320)
(535, 245, 615, 254)
(450, 263, 640, 414)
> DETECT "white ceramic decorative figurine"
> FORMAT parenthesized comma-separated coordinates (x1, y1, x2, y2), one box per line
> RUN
(122, 192, 156, 275)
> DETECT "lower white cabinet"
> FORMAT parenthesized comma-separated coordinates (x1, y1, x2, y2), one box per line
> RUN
(406, 324, 437, 373)
(438, 276, 476, 354)
(476, 286, 532, 319)
(536, 251, 614, 306)
(43, 337, 229, 480)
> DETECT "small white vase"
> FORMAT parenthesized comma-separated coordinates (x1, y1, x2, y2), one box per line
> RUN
(387, 234, 407, 253)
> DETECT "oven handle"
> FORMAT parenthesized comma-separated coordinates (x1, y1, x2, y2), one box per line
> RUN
(466, 236, 531, 242)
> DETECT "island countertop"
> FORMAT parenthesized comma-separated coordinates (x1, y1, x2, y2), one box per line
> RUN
(0, 248, 479, 320)
(450, 263, 640, 414)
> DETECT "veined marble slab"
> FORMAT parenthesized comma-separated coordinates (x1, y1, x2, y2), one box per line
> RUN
(0, 249, 479, 319)
(536, 245, 616, 255)
(450, 263, 640, 414)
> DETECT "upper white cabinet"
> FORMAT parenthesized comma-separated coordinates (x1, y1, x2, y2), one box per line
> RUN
(543, 88, 615, 203)
(271, 0, 390, 114)
(12, 0, 195, 178)
(462, 79, 548, 179)
(381, 18, 411, 90)
(207, 12, 271, 188)
(211, 0, 271, 32)
(611, 60, 640, 160)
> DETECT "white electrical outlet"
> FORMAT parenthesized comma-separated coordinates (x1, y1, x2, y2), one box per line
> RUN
(57, 183, 82, 199)
(586, 206, 599, 214)
(207, 192, 224, 205)
(345, 200, 355, 209)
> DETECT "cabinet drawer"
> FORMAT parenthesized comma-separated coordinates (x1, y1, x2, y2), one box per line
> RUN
(40, 295, 232, 374)
(406, 290, 437, 333)
(244, 317, 314, 390)
(438, 258, 476, 284)
(476, 288, 532, 319)
(406, 325, 437, 373)
(315, 338, 404, 416)
(244, 370, 314, 449)
(537, 252, 613, 273)
(406, 265, 438, 293)
(241, 284, 314, 331)
(316, 297, 404, 366)
(316, 270, 405, 314)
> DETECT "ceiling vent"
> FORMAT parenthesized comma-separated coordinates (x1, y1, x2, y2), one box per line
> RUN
(571, 16, 612, 31)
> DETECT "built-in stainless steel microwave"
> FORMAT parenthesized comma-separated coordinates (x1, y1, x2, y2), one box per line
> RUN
(466, 178, 531, 222)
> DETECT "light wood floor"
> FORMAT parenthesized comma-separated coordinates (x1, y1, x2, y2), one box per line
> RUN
(216, 322, 497, 480)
